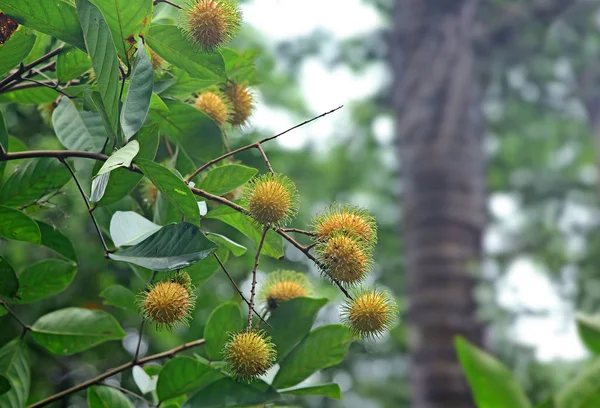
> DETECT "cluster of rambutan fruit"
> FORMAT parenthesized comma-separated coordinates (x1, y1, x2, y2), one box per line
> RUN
(137, 173, 397, 381)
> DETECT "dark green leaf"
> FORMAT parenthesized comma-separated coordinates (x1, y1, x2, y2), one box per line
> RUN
(0, 0, 85, 49)
(281, 383, 341, 399)
(0, 376, 9, 398)
(32, 307, 126, 355)
(556, 359, 600, 408)
(96, 140, 139, 176)
(0, 257, 18, 300)
(56, 45, 92, 82)
(36, 221, 78, 262)
(99, 284, 137, 313)
(0, 158, 71, 207)
(204, 302, 243, 361)
(88, 385, 133, 408)
(220, 48, 259, 85)
(137, 159, 200, 226)
(109, 222, 218, 271)
(52, 98, 108, 152)
(13, 260, 76, 304)
(0, 87, 59, 104)
(0, 206, 40, 244)
(146, 24, 225, 82)
(148, 99, 224, 163)
(455, 336, 531, 408)
(157, 357, 224, 402)
(205, 205, 283, 259)
(0, 307, 6, 317)
(198, 165, 257, 196)
(0, 339, 29, 408)
(121, 39, 153, 140)
(186, 378, 279, 408)
(109, 211, 161, 247)
(96, 123, 160, 207)
(577, 314, 600, 355)
(273, 325, 353, 389)
(184, 247, 229, 287)
(264, 297, 327, 362)
(77, 0, 120, 136)
(206, 233, 246, 257)
(90, 0, 152, 64)
(0, 26, 35, 77)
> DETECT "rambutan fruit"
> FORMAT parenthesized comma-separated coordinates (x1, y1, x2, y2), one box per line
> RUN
(316, 233, 372, 285)
(181, 0, 242, 52)
(259, 270, 313, 310)
(341, 289, 397, 339)
(243, 173, 299, 226)
(138, 272, 195, 330)
(223, 329, 276, 381)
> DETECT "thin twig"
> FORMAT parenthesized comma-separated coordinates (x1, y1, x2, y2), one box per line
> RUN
(255, 144, 274, 173)
(0, 45, 65, 90)
(0, 79, 78, 97)
(28, 338, 206, 408)
(60, 159, 110, 256)
(101, 384, 153, 405)
(153, 0, 183, 8)
(163, 137, 174, 158)
(0, 301, 30, 335)
(281, 228, 317, 236)
(186, 105, 343, 183)
(248, 227, 268, 327)
(133, 271, 157, 362)
(213, 253, 271, 328)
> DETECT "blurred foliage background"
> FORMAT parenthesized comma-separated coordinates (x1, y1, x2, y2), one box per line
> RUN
(6, 0, 600, 407)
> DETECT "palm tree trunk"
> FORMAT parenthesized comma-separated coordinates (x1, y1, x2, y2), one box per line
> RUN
(392, 1, 485, 407)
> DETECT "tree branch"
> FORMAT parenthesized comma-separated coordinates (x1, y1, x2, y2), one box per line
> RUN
(0, 45, 65, 90)
(0, 300, 30, 336)
(248, 227, 268, 327)
(28, 338, 205, 408)
(280, 228, 317, 236)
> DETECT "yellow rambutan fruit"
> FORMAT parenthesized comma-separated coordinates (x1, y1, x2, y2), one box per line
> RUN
(243, 173, 299, 226)
(259, 270, 313, 310)
(181, 0, 242, 52)
(223, 82, 253, 127)
(140, 177, 158, 207)
(316, 233, 371, 285)
(312, 204, 377, 246)
(194, 91, 230, 126)
(341, 289, 397, 339)
(138, 272, 196, 330)
(223, 329, 276, 381)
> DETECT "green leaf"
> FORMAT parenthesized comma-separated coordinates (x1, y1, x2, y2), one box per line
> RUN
(198, 165, 258, 196)
(52, 98, 108, 152)
(556, 359, 600, 408)
(0, 339, 29, 408)
(109, 222, 218, 271)
(137, 159, 200, 226)
(0, 87, 59, 104)
(121, 39, 153, 140)
(157, 357, 224, 402)
(0, 257, 18, 300)
(146, 24, 225, 82)
(281, 383, 341, 399)
(109, 211, 161, 247)
(204, 302, 243, 361)
(13, 259, 77, 304)
(36, 221, 78, 262)
(0, 377, 9, 398)
(220, 48, 259, 85)
(186, 378, 279, 407)
(90, 0, 152, 65)
(0, 206, 40, 244)
(96, 123, 160, 207)
(205, 205, 283, 259)
(32, 307, 126, 355)
(77, 0, 120, 136)
(100, 284, 137, 313)
(0, 26, 36, 77)
(132, 365, 157, 394)
(0, 307, 6, 317)
(0, 0, 85, 49)
(90, 172, 110, 203)
(96, 140, 139, 176)
(206, 233, 246, 257)
(88, 386, 134, 408)
(577, 314, 600, 355)
(56, 45, 92, 82)
(0, 111, 7, 181)
(148, 99, 224, 163)
(0, 158, 71, 207)
(264, 297, 327, 362)
(184, 247, 229, 287)
(455, 336, 532, 408)
(273, 325, 353, 389)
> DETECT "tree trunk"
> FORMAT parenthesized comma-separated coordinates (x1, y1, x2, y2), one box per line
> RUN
(392, 1, 485, 407)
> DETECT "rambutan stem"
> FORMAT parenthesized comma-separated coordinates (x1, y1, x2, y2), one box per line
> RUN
(256, 143, 274, 173)
(281, 228, 317, 236)
(133, 271, 157, 362)
(153, 0, 183, 9)
(248, 227, 268, 327)
(213, 253, 271, 328)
